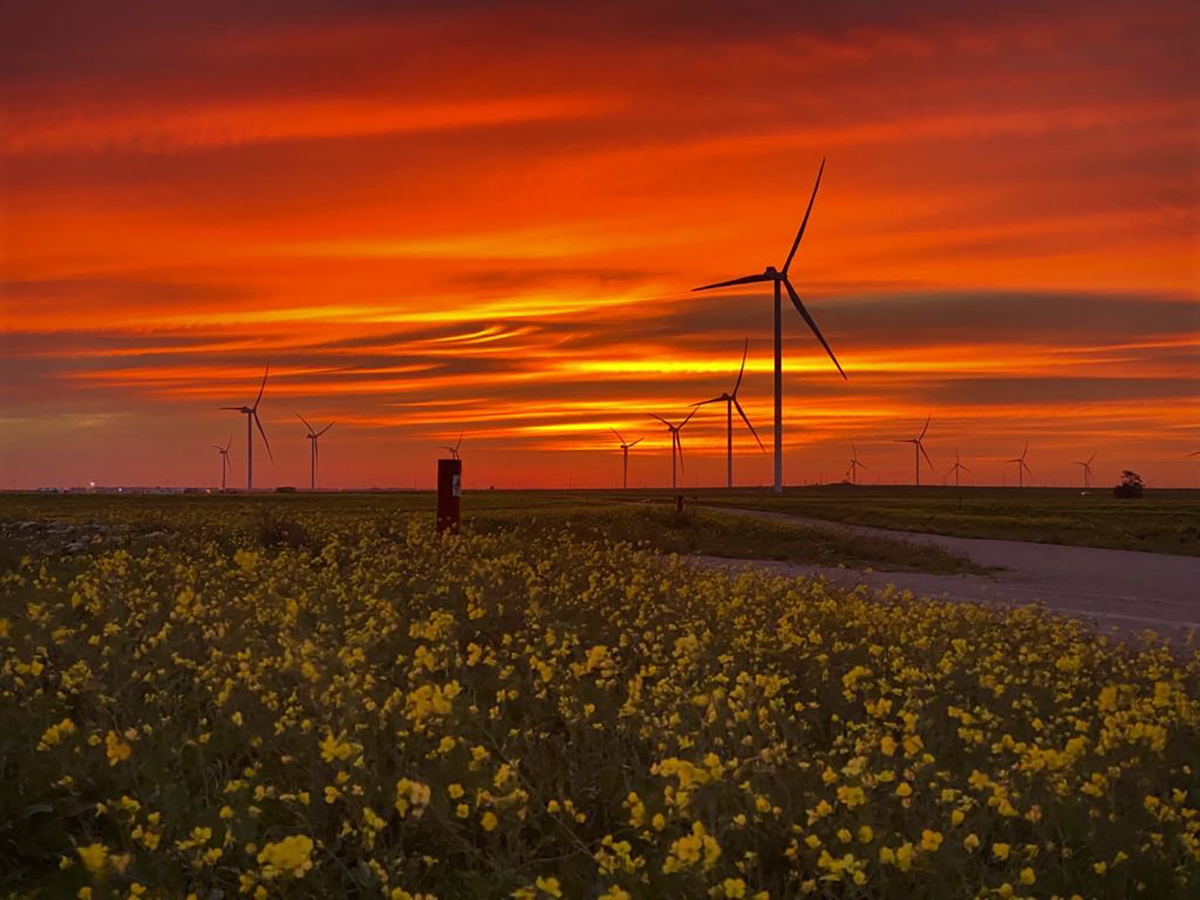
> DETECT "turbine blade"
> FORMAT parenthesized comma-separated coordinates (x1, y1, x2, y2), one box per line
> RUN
(455, 430, 464, 451)
(295, 413, 314, 434)
(679, 407, 697, 429)
(317, 422, 334, 437)
(919, 443, 934, 470)
(1087, 450, 1097, 465)
(609, 427, 625, 443)
(857, 460, 868, 470)
(782, 157, 825, 275)
(627, 437, 644, 447)
(691, 396, 725, 407)
(253, 365, 269, 410)
(783, 277, 846, 379)
(675, 431, 685, 472)
(960, 464, 971, 473)
(918, 415, 931, 441)
(732, 397, 765, 452)
(692, 272, 772, 292)
(648, 413, 671, 427)
(733, 337, 749, 395)
(253, 411, 273, 461)
(218, 406, 243, 410)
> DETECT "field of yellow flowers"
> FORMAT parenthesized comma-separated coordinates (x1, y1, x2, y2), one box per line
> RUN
(2, 504, 1198, 898)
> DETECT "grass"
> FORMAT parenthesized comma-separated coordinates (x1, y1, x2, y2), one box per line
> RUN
(1, 501, 1196, 898)
(690, 485, 1200, 556)
(0, 493, 985, 576)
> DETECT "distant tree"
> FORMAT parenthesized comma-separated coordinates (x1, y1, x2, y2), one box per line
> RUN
(1112, 470, 1145, 499)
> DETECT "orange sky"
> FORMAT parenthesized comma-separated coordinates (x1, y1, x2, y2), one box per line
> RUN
(2, 0, 1198, 489)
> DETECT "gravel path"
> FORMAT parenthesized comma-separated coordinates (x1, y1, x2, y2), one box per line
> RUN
(699, 507, 1200, 641)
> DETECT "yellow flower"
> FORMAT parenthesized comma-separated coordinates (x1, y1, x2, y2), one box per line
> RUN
(993, 843, 1010, 861)
(256, 834, 314, 879)
(535, 876, 562, 897)
(963, 833, 980, 852)
(1019, 867, 1036, 885)
(105, 731, 131, 765)
(481, 811, 498, 831)
(920, 830, 943, 852)
(77, 843, 108, 876)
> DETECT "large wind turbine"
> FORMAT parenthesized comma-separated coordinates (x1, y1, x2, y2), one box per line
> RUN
(610, 429, 644, 490)
(946, 450, 970, 489)
(296, 415, 334, 491)
(846, 442, 867, 485)
(220, 367, 272, 491)
(692, 339, 765, 488)
(1073, 450, 1097, 489)
(212, 439, 231, 492)
(693, 159, 846, 493)
(1007, 442, 1032, 488)
(648, 410, 695, 490)
(894, 416, 933, 486)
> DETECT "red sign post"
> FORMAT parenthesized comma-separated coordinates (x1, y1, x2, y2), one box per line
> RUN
(436, 458, 462, 534)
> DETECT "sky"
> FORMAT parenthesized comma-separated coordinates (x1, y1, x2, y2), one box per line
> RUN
(2, 0, 1198, 490)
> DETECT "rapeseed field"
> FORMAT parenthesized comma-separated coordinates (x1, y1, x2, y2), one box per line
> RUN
(1, 508, 1197, 898)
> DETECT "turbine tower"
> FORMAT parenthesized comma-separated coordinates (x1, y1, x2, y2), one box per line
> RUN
(213, 439, 232, 492)
(220, 366, 272, 491)
(610, 428, 644, 489)
(692, 339, 764, 488)
(846, 442, 867, 485)
(1073, 450, 1097, 489)
(1007, 442, 1032, 488)
(648, 409, 695, 490)
(693, 159, 846, 493)
(441, 431, 464, 460)
(894, 416, 933, 486)
(296, 414, 334, 491)
(946, 450, 970, 489)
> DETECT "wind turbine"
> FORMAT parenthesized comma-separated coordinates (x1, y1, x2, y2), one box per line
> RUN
(212, 439, 232, 492)
(219, 366, 272, 491)
(693, 159, 846, 493)
(1007, 442, 1032, 488)
(846, 442, 867, 485)
(648, 410, 695, 491)
(441, 431, 464, 460)
(1073, 450, 1097, 489)
(610, 428, 644, 490)
(946, 450, 970, 489)
(894, 416, 933, 486)
(692, 339, 765, 488)
(296, 415, 334, 491)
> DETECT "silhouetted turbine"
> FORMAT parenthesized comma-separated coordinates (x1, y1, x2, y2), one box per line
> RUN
(296, 414, 334, 491)
(693, 159, 846, 493)
(441, 431, 464, 460)
(692, 338, 764, 488)
(1072, 450, 1097, 489)
(846, 442, 867, 485)
(1006, 442, 1032, 488)
(212, 438, 232, 492)
(894, 416, 933, 486)
(946, 449, 970, 489)
(648, 410, 695, 491)
(610, 428, 644, 490)
(219, 366, 272, 491)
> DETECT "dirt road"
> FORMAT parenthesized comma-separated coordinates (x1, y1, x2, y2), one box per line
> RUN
(701, 507, 1200, 641)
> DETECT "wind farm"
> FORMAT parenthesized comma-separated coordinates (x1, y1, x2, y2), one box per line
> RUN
(3, 4, 1198, 898)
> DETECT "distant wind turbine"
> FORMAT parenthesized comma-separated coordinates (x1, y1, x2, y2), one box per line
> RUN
(693, 159, 846, 493)
(1073, 450, 1097, 489)
(692, 339, 765, 488)
(946, 450, 970, 489)
(894, 416, 933, 486)
(1007, 442, 1032, 488)
(212, 439, 232, 492)
(219, 366, 272, 491)
(610, 428, 644, 490)
(648, 410, 695, 490)
(846, 442, 867, 485)
(296, 414, 334, 490)
(441, 431, 464, 460)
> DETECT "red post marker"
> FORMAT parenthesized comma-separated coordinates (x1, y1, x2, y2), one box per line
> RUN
(437, 458, 462, 534)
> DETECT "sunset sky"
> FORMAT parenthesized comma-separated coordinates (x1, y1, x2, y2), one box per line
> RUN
(2, 0, 1197, 490)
